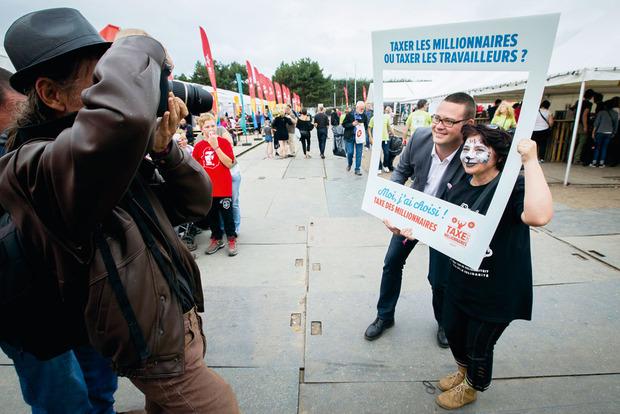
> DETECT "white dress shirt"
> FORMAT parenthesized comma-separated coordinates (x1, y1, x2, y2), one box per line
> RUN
(423, 145, 459, 197)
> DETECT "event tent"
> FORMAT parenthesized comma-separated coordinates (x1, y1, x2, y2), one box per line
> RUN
(368, 67, 620, 185)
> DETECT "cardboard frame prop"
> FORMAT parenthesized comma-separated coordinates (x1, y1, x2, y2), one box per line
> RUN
(362, 14, 559, 269)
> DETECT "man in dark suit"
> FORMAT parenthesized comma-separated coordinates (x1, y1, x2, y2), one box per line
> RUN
(364, 92, 476, 347)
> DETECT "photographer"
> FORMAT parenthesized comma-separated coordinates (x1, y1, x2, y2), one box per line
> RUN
(1, 8, 238, 412)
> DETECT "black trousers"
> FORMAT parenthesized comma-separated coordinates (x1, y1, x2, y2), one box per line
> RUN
(207, 197, 236, 240)
(317, 127, 328, 155)
(300, 135, 311, 154)
(376, 235, 446, 324)
(532, 128, 551, 160)
(442, 297, 509, 391)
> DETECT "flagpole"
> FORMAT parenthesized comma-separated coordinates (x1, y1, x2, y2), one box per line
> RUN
(354, 62, 357, 104)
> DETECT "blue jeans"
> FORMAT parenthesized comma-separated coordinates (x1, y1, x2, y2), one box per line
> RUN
(0, 342, 117, 414)
(592, 132, 612, 164)
(345, 139, 363, 172)
(220, 167, 241, 234)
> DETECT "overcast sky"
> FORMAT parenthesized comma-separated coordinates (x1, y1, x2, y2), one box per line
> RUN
(2, 0, 619, 81)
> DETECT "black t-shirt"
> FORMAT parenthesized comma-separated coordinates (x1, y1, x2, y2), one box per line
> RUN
(314, 112, 329, 128)
(444, 175, 532, 323)
(573, 99, 593, 127)
(271, 116, 292, 140)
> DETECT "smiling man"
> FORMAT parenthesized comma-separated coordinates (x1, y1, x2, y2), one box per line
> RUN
(364, 92, 475, 348)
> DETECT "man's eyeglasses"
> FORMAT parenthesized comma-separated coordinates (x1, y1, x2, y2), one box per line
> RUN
(431, 114, 468, 128)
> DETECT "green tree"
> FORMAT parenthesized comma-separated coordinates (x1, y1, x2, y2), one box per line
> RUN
(183, 60, 248, 92)
(273, 58, 332, 107)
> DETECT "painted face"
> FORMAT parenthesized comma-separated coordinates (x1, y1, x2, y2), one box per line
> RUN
(460, 136, 491, 168)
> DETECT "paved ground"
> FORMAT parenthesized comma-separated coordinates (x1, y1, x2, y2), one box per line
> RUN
(1, 131, 619, 413)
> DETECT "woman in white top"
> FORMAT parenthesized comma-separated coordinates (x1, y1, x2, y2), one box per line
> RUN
(532, 100, 554, 162)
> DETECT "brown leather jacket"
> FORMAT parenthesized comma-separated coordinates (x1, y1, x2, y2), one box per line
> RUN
(0, 36, 211, 378)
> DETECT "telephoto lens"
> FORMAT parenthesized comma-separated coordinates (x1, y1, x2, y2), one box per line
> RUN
(169, 81, 213, 115)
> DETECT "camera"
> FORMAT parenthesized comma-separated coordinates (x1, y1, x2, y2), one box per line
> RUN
(158, 66, 213, 116)
(169, 80, 213, 115)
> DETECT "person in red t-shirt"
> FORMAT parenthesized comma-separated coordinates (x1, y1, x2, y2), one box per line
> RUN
(192, 113, 238, 256)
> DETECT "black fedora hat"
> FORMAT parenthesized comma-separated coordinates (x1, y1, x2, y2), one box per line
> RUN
(4, 8, 111, 93)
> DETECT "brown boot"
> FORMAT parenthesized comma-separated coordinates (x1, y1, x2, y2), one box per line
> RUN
(438, 365, 467, 391)
(436, 380, 477, 410)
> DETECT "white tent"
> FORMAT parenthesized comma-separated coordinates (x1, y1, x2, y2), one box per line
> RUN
(368, 67, 620, 185)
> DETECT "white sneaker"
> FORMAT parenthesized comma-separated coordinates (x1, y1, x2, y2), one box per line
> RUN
(599, 163, 606, 168)
(382, 167, 390, 173)
(589, 163, 597, 167)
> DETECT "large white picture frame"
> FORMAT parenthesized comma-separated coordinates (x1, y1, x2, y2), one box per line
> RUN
(362, 14, 560, 269)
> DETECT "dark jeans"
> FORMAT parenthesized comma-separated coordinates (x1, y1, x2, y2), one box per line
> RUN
(442, 298, 509, 391)
(317, 127, 328, 155)
(532, 128, 551, 160)
(0, 342, 117, 413)
(380, 140, 393, 170)
(593, 132, 613, 164)
(207, 197, 237, 240)
(300, 134, 311, 154)
(377, 237, 447, 323)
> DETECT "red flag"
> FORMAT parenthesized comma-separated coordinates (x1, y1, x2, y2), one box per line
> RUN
(269, 77, 276, 103)
(344, 86, 349, 106)
(362, 85, 367, 103)
(245, 60, 257, 114)
(282, 85, 289, 105)
(99, 24, 120, 41)
(274, 81, 283, 104)
(199, 26, 219, 115)
(254, 68, 264, 101)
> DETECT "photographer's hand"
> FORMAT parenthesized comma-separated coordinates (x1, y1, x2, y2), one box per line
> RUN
(153, 93, 188, 153)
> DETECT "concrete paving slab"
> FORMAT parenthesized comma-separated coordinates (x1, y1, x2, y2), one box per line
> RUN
(305, 280, 620, 382)
(196, 244, 306, 289)
(543, 208, 620, 237)
(266, 178, 328, 218)
(299, 374, 620, 414)
(560, 234, 620, 270)
(238, 178, 281, 218)
(284, 158, 326, 179)
(324, 178, 368, 217)
(233, 217, 308, 245)
(543, 162, 620, 186)
(531, 230, 620, 284)
(115, 367, 301, 414)
(0, 352, 10, 365)
(308, 245, 430, 293)
(308, 216, 393, 247)
(203, 287, 305, 367)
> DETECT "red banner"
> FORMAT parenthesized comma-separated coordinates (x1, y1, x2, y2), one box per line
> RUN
(362, 85, 367, 103)
(254, 68, 264, 101)
(274, 81, 283, 104)
(245, 60, 257, 114)
(268, 77, 276, 103)
(344, 86, 349, 106)
(284, 85, 290, 105)
(199, 26, 219, 115)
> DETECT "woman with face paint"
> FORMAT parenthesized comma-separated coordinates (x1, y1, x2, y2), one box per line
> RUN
(401, 124, 553, 410)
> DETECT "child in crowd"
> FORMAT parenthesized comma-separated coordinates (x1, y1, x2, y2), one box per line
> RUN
(263, 119, 274, 158)
(192, 113, 238, 256)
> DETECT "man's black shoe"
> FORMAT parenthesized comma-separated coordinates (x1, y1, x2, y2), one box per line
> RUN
(437, 325, 449, 348)
(364, 317, 394, 341)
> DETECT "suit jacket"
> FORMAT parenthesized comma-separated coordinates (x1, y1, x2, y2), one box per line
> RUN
(391, 127, 465, 200)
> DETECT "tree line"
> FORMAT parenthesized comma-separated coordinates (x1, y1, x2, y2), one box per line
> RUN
(175, 58, 370, 109)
